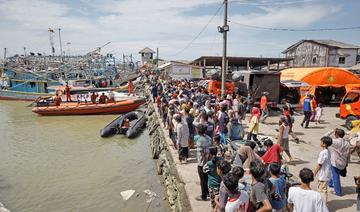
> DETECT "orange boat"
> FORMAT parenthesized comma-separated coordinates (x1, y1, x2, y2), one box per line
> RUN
(32, 98, 146, 116)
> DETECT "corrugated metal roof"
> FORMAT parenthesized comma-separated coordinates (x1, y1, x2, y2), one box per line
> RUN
(312, 40, 360, 49)
(283, 40, 360, 53)
(192, 56, 292, 67)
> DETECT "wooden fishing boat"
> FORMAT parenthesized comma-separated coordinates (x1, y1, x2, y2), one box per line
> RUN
(32, 97, 146, 116)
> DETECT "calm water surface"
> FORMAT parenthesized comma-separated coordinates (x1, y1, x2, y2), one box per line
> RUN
(0, 101, 169, 212)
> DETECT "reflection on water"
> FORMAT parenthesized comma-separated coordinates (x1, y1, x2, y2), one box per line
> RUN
(0, 101, 169, 212)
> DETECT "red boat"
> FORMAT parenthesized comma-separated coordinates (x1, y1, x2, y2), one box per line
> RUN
(32, 98, 146, 116)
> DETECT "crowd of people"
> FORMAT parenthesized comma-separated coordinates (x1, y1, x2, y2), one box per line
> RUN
(148, 74, 357, 212)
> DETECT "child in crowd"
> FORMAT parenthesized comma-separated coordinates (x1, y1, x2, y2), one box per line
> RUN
(203, 146, 223, 209)
(249, 160, 272, 212)
(268, 163, 286, 212)
(247, 107, 260, 142)
(278, 116, 292, 162)
(314, 136, 333, 202)
(214, 160, 232, 212)
(213, 134, 225, 158)
(224, 170, 249, 212)
(167, 109, 176, 147)
(288, 168, 328, 212)
(315, 103, 324, 124)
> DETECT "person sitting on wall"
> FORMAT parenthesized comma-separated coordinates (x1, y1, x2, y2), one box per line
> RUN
(99, 93, 109, 104)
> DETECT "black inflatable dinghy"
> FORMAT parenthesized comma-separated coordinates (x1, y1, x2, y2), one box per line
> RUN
(100, 111, 146, 138)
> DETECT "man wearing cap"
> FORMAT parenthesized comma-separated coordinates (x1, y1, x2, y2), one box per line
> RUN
(260, 92, 269, 123)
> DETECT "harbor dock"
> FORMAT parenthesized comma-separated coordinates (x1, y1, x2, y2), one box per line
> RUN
(146, 91, 358, 211)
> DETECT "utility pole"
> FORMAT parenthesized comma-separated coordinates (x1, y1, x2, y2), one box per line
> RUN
(220, 0, 229, 96)
(156, 47, 159, 67)
(58, 28, 63, 60)
(3, 48, 6, 59)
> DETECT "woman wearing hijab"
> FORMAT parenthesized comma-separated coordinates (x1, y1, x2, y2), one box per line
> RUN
(247, 107, 261, 141)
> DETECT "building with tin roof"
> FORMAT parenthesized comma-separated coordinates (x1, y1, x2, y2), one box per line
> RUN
(283, 39, 360, 68)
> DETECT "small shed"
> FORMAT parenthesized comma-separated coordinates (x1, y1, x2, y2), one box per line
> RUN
(139, 47, 155, 65)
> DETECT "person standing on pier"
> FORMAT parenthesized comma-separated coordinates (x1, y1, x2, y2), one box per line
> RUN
(288, 168, 328, 212)
(301, 94, 314, 128)
(260, 92, 269, 123)
(151, 82, 158, 102)
(324, 128, 351, 197)
(195, 124, 212, 201)
(65, 82, 71, 102)
(247, 107, 260, 141)
(219, 103, 229, 145)
(175, 115, 189, 164)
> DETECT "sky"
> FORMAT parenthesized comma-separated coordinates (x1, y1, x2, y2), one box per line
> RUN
(0, 0, 359, 62)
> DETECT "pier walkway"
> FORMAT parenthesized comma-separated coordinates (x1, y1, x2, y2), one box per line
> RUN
(154, 105, 358, 212)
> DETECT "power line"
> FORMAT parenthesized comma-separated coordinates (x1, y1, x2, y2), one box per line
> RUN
(172, 2, 224, 56)
(229, 20, 360, 31)
(229, 0, 318, 6)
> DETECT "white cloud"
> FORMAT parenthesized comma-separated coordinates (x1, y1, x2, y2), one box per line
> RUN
(0, 0, 346, 60)
(229, 4, 340, 27)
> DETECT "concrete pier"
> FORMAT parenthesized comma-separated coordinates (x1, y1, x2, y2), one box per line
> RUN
(140, 78, 357, 212)
(147, 104, 358, 212)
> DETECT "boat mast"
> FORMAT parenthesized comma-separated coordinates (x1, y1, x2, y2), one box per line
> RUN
(58, 28, 63, 61)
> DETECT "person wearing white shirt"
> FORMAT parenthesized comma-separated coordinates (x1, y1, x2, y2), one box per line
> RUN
(288, 168, 329, 212)
(323, 128, 351, 196)
(314, 136, 333, 202)
(222, 172, 249, 212)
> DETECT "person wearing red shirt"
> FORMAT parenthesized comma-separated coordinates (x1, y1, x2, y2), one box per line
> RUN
(65, 82, 71, 102)
(260, 92, 269, 123)
(128, 80, 134, 96)
(262, 139, 283, 165)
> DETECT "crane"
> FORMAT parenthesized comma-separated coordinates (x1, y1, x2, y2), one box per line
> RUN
(48, 28, 55, 56)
